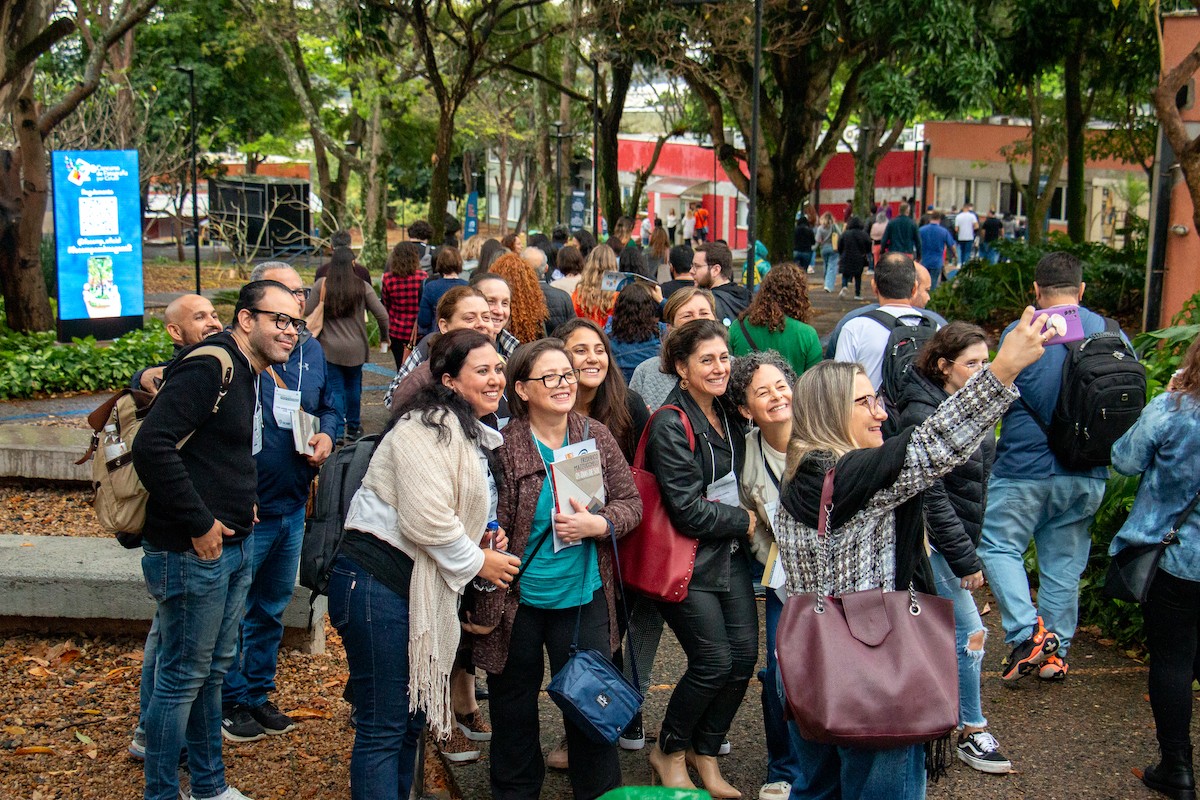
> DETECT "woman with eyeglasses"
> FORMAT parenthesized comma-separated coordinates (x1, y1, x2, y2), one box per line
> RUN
(641, 319, 756, 798)
(897, 322, 1012, 775)
(305, 246, 390, 441)
(471, 339, 642, 800)
(773, 308, 1054, 800)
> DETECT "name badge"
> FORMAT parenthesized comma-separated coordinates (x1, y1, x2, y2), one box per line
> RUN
(272, 387, 302, 429)
(706, 470, 740, 507)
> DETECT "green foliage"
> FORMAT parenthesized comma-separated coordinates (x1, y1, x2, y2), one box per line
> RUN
(0, 322, 174, 400)
(1073, 292, 1200, 651)
(927, 233, 1146, 326)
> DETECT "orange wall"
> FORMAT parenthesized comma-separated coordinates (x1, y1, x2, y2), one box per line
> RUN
(924, 121, 1141, 174)
(1161, 13, 1200, 322)
(222, 162, 311, 180)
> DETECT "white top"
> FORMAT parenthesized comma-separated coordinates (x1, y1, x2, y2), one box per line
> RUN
(641, 218, 653, 239)
(834, 304, 933, 390)
(955, 211, 979, 242)
(683, 216, 696, 237)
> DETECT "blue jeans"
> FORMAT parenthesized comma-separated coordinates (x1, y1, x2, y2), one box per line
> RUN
(135, 613, 161, 742)
(793, 251, 814, 269)
(957, 241, 974, 264)
(326, 363, 364, 436)
(926, 262, 943, 291)
(979, 241, 999, 264)
(761, 590, 798, 783)
(141, 541, 253, 800)
(223, 504, 306, 709)
(821, 246, 839, 292)
(976, 475, 1105, 657)
(929, 551, 986, 729)
(779, 666, 925, 800)
(328, 555, 425, 800)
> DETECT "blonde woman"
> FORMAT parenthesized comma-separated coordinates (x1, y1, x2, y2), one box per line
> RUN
(572, 244, 619, 326)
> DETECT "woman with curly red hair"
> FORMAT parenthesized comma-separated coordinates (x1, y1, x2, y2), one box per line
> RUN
(728, 261, 821, 377)
(489, 252, 550, 343)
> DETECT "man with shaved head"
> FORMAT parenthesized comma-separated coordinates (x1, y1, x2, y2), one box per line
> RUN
(220, 262, 338, 743)
(132, 294, 223, 393)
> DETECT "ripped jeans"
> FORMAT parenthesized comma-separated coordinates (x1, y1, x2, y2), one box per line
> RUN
(929, 550, 987, 729)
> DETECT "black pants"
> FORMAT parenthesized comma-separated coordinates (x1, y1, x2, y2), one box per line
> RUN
(1144, 570, 1200, 751)
(487, 589, 621, 800)
(656, 553, 758, 755)
(841, 265, 863, 296)
(389, 336, 407, 371)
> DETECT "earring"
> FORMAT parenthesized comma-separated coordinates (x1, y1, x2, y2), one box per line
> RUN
(679, 378, 689, 390)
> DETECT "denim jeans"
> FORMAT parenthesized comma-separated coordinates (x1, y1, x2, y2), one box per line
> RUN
(821, 246, 839, 292)
(1143, 570, 1200, 750)
(979, 241, 999, 264)
(328, 555, 425, 800)
(141, 540, 253, 800)
(780, 663, 926, 800)
(957, 240, 974, 264)
(326, 362, 364, 436)
(793, 251, 814, 270)
(976, 475, 1105, 656)
(929, 551, 986, 729)
(135, 613, 161, 742)
(223, 503, 307, 710)
(761, 589, 799, 783)
(926, 262, 943, 291)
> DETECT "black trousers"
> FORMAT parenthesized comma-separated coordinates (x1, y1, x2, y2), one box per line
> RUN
(656, 552, 758, 755)
(487, 589, 621, 800)
(1144, 569, 1200, 751)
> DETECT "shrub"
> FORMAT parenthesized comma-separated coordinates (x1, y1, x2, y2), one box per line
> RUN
(0, 321, 174, 400)
(928, 234, 1145, 327)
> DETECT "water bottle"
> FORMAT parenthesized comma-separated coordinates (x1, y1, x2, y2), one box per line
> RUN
(102, 423, 127, 461)
(472, 521, 502, 593)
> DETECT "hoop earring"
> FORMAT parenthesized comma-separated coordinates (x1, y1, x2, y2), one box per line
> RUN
(679, 378, 689, 390)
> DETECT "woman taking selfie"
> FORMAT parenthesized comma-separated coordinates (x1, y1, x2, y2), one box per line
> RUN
(330, 329, 521, 800)
(472, 339, 642, 800)
(774, 307, 1054, 800)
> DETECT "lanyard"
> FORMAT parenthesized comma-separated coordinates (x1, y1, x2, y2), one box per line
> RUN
(702, 404, 736, 487)
(759, 429, 781, 491)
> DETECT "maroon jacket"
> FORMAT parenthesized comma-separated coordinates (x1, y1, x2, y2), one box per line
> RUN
(472, 411, 643, 674)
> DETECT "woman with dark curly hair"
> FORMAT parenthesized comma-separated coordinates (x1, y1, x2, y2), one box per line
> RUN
(489, 252, 550, 343)
(571, 228, 597, 258)
(381, 242, 428, 369)
(607, 283, 667, 383)
(728, 262, 822, 377)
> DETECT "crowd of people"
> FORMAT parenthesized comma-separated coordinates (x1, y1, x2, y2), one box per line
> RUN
(125, 220, 1198, 800)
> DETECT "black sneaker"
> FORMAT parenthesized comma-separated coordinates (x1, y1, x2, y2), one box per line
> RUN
(221, 705, 267, 742)
(619, 712, 645, 751)
(956, 731, 1013, 774)
(249, 700, 296, 735)
(1000, 616, 1060, 682)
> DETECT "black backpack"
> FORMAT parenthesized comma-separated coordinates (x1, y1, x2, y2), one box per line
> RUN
(299, 434, 381, 596)
(865, 310, 937, 436)
(1020, 319, 1146, 470)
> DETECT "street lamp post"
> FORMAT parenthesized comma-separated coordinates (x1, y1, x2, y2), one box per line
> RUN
(171, 66, 200, 295)
(744, 0, 763, 291)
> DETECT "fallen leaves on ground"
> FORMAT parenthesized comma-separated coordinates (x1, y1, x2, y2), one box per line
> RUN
(0, 484, 105, 538)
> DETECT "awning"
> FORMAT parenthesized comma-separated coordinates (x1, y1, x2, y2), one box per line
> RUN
(643, 177, 710, 197)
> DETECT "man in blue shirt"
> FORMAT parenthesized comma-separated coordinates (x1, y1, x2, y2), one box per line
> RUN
(918, 211, 958, 290)
(976, 252, 1119, 684)
(822, 263, 944, 358)
(221, 263, 339, 742)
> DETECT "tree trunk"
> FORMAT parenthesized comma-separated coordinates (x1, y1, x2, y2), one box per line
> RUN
(496, 133, 511, 235)
(428, 101, 455, 243)
(598, 59, 633, 235)
(1064, 26, 1087, 243)
(361, 92, 388, 270)
(852, 119, 877, 219)
(532, 42, 554, 230)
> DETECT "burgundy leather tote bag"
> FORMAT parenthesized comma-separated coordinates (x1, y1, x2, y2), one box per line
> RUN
(619, 405, 699, 603)
(776, 469, 959, 749)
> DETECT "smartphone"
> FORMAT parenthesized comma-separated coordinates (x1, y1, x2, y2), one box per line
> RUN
(1038, 304, 1086, 344)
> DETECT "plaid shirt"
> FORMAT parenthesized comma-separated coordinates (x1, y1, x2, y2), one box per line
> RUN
(380, 271, 426, 342)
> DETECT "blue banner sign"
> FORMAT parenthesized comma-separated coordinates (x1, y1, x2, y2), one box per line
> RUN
(52, 149, 144, 341)
(464, 191, 479, 239)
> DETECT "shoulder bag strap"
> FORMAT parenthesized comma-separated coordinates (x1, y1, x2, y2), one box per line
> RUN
(631, 403, 695, 469)
(737, 318, 761, 352)
(264, 366, 287, 390)
(1167, 486, 1200, 544)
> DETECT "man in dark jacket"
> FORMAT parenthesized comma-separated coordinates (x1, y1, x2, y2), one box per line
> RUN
(133, 280, 299, 800)
(523, 246, 576, 334)
(694, 241, 750, 325)
(792, 214, 816, 271)
(881, 202, 920, 258)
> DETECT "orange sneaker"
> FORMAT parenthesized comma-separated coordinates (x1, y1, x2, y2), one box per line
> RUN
(1000, 616, 1060, 682)
(1038, 655, 1069, 681)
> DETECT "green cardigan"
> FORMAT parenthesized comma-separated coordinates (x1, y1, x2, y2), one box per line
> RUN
(728, 316, 823, 376)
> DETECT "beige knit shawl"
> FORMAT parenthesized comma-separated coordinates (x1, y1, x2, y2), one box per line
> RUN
(361, 411, 491, 739)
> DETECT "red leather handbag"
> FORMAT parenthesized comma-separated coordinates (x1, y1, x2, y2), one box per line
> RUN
(618, 405, 699, 603)
(776, 469, 959, 749)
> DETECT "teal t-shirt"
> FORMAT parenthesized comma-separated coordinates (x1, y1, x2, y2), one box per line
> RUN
(519, 435, 602, 609)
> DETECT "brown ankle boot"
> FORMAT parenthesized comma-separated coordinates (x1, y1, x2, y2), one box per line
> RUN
(685, 749, 742, 799)
(648, 744, 695, 789)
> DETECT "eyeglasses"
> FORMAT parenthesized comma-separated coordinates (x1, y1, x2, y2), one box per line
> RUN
(289, 287, 311, 300)
(853, 393, 884, 413)
(947, 358, 989, 371)
(525, 370, 580, 388)
(248, 308, 306, 334)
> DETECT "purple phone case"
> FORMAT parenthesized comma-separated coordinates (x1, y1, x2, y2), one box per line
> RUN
(1039, 305, 1085, 344)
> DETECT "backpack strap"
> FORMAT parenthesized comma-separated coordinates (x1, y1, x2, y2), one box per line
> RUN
(864, 308, 904, 331)
(184, 345, 236, 414)
(737, 318, 761, 352)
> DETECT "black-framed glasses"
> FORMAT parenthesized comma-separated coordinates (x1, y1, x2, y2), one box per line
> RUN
(290, 287, 311, 300)
(853, 393, 884, 413)
(525, 370, 580, 388)
(248, 308, 306, 334)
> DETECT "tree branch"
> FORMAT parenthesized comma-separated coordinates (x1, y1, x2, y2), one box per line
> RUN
(0, 17, 76, 96)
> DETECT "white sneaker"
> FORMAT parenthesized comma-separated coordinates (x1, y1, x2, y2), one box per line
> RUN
(718, 739, 731, 756)
(191, 788, 253, 800)
(759, 780, 791, 800)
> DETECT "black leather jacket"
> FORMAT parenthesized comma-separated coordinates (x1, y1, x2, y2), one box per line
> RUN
(897, 371, 993, 578)
(644, 385, 751, 591)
